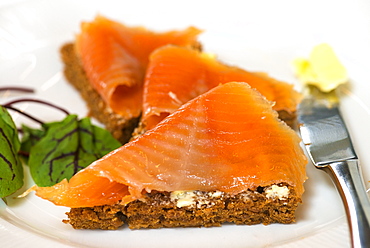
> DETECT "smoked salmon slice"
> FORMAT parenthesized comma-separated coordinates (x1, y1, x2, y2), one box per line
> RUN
(76, 16, 202, 119)
(142, 45, 301, 129)
(35, 82, 307, 208)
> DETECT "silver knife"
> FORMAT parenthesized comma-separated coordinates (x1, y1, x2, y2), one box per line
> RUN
(297, 85, 370, 248)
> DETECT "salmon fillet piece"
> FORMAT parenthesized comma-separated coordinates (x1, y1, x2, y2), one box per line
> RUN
(35, 82, 307, 208)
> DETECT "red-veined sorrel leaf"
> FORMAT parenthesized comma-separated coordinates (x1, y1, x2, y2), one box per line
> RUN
(28, 115, 121, 187)
(0, 106, 23, 198)
(19, 125, 46, 163)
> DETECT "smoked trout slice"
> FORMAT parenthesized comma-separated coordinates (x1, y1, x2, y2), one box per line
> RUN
(35, 82, 307, 208)
(142, 45, 301, 129)
(76, 16, 201, 120)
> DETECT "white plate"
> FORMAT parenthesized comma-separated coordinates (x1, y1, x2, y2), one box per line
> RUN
(1, 0, 370, 247)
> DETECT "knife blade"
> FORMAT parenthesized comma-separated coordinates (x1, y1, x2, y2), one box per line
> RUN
(297, 86, 370, 248)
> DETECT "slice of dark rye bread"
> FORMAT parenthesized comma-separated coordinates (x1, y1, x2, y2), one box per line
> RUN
(64, 184, 301, 230)
(60, 42, 297, 144)
(60, 43, 301, 230)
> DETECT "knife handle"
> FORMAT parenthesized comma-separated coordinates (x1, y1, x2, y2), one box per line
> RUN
(323, 160, 370, 248)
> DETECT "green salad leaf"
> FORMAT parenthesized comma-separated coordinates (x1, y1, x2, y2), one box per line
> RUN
(28, 115, 121, 187)
(0, 106, 23, 198)
(19, 125, 46, 163)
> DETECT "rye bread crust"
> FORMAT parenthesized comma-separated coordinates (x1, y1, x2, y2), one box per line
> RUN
(64, 184, 301, 230)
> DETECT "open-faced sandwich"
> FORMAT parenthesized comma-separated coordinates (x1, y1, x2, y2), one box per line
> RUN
(34, 16, 307, 230)
(61, 15, 301, 143)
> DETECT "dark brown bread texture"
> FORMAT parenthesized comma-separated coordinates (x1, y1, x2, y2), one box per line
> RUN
(64, 184, 301, 230)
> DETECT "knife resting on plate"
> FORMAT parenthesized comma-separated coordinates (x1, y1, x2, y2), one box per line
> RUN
(297, 86, 370, 248)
